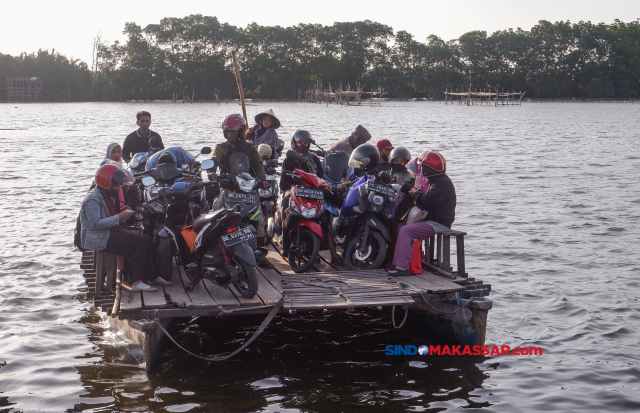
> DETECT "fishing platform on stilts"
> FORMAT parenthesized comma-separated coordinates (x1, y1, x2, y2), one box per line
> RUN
(80, 230, 493, 370)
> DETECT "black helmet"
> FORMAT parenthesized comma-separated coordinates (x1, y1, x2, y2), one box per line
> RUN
(291, 130, 312, 154)
(348, 143, 380, 169)
(390, 147, 411, 164)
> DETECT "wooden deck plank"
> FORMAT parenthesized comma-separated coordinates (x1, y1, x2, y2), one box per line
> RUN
(256, 266, 282, 291)
(266, 244, 293, 274)
(201, 278, 242, 308)
(176, 263, 218, 308)
(119, 288, 143, 312)
(229, 282, 264, 307)
(162, 259, 194, 308)
(390, 273, 465, 294)
(318, 250, 346, 271)
(254, 268, 283, 305)
(142, 286, 169, 309)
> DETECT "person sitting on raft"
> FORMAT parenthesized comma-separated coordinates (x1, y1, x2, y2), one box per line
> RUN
(145, 146, 196, 172)
(80, 164, 172, 292)
(328, 125, 372, 155)
(105, 143, 123, 166)
(245, 109, 281, 159)
(387, 151, 456, 276)
(281, 130, 345, 266)
(389, 146, 414, 185)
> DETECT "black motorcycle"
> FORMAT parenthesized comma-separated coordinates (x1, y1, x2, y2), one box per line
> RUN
(141, 159, 260, 297)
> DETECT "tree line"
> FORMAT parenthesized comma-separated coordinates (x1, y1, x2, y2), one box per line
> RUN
(1, 16, 640, 101)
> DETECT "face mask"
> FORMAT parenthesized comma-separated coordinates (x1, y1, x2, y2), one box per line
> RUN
(381, 153, 389, 162)
(392, 163, 407, 173)
(297, 145, 309, 155)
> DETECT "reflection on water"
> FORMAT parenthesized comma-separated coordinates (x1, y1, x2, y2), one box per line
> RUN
(1, 101, 640, 412)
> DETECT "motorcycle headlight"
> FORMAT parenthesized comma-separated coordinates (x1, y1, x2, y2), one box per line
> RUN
(372, 194, 384, 206)
(237, 176, 255, 193)
(290, 200, 300, 214)
(301, 206, 316, 219)
(367, 191, 384, 212)
(259, 188, 270, 197)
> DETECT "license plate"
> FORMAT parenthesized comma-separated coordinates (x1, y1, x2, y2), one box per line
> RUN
(220, 226, 255, 247)
(297, 187, 324, 200)
(367, 182, 395, 197)
(228, 192, 256, 203)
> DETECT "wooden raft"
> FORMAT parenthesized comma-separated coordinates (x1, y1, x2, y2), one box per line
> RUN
(81, 231, 489, 320)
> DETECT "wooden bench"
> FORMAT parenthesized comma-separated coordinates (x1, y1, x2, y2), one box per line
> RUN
(424, 229, 467, 278)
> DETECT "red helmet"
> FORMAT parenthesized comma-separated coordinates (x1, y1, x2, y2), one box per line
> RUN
(95, 164, 127, 189)
(221, 113, 247, 138)
(418, 150, 446, 177)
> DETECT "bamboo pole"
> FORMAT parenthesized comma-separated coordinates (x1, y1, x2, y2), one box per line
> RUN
(231, 50, 248, 122)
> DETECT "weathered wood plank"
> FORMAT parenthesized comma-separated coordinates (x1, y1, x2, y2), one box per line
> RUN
(254, 269, 283, 305)
(256, 266, 282, 291)
(176, 263, 217, 308)
(162, 259, 193, 308)
(95, 251, 104, 296)
(201, 278, 242, 308)
(119, 287, 143, 312)
(230, 284, 263, 307)
(266, 245, 292, 274)
(142, 286, 169, 310)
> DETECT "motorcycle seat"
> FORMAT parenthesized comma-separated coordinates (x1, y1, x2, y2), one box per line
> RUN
(193, 209, 227, 232)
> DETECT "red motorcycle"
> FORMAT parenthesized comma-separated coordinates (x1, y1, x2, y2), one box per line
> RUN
(268, 168, 328, 273)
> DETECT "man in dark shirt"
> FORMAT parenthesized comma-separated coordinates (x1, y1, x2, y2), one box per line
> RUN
(122, 111, 164, 163)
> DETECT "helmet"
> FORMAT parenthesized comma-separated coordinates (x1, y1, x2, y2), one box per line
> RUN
(390, 147, 411, 164)
(419, 150, 446, 177)
(221, 113, 247, 138)
(148, 135, 163, 152)
(95, 164, 127, 189)
(100, 160, 135, 185)
(291, 130, 312, 154)
(257, 143, 273, 159)
(348, 143, 380, 169)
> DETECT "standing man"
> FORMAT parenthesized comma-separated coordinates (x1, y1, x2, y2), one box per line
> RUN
(376, 139, 394, 172)
(122, 111, 164, 164)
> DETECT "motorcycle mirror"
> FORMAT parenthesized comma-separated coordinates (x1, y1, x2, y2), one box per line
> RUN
(200, 146, 212, 155)
(200, 159, 215, 170)
(265, 167, 276, 175)
(276, 143, 284, 152)
(286, 150, 298, 160)
(142, 176, 156, 186)
(240, 172, 252, 181)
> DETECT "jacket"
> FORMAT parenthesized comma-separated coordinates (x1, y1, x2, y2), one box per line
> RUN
(122, 129, 163, 163)
(280, 154, 323, 191)
(80, 188, 120, 250)
(393, 169, 414, 186)
(327, 125, 371, 154)
(213, 138, 266, 180)
(413, 174, 456, 228)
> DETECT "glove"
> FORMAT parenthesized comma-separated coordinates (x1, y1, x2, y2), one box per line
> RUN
(401, 183, 413, 194)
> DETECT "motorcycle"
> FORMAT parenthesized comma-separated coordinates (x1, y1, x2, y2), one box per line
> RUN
(335, 169, 396, 270)
(141, 159, 260, 297)
(260, 157, 280, 245)
(135, 147, 211, 279)
(268, 151, 330, 273)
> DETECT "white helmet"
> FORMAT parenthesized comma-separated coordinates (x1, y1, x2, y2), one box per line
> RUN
(257, 143, 273, 159)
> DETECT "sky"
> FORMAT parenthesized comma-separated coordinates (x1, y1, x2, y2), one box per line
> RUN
(2, 0, 639, 65)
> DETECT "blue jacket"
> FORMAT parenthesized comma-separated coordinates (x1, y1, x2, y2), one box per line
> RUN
(80, 188, 119, 250)
(145, 147, 196, 171)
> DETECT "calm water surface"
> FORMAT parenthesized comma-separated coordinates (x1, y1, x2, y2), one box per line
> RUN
(1, 101, 639, 412)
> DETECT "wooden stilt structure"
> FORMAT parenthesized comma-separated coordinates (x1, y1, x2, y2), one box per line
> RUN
(444, 87, 525, 106)
(299, 83, 385, 105)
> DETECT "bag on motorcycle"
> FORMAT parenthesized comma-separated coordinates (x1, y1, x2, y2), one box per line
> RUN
(181, 216, 198, 253)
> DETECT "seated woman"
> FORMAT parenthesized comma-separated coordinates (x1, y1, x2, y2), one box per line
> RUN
(80, 164, 171, 292)
(105, 143, 123, 165)
(246, 109, 281, 159)
(388, 151, 456, 276)
(389, 147, 414, 185)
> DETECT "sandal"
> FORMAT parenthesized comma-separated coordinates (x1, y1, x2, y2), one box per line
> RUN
(331, 256, 346, 266)
(387, 267, 411, 276)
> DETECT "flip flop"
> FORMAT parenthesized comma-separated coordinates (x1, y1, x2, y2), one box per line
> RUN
(387, 267, 411, 276)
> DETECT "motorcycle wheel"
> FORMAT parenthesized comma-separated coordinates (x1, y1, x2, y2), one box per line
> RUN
(288, 228, 320, 273)
(158, 235, 172, 280)
(232, 257, 259, 298)
(344, 231, 387, 271)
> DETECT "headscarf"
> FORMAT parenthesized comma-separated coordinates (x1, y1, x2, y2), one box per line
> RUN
(297, 152, 318, 175)
(98, 186, 121, 231)
(250, 124, 280, 156)
(407, 157, 429, 192)
(105, 143, 123, 166)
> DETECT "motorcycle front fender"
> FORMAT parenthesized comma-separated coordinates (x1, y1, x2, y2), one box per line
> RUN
(360, 215, 391, 241)
(232, 240, 257, 267)
(263, 200, 275, 213)
(297, 219, 324, 243)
